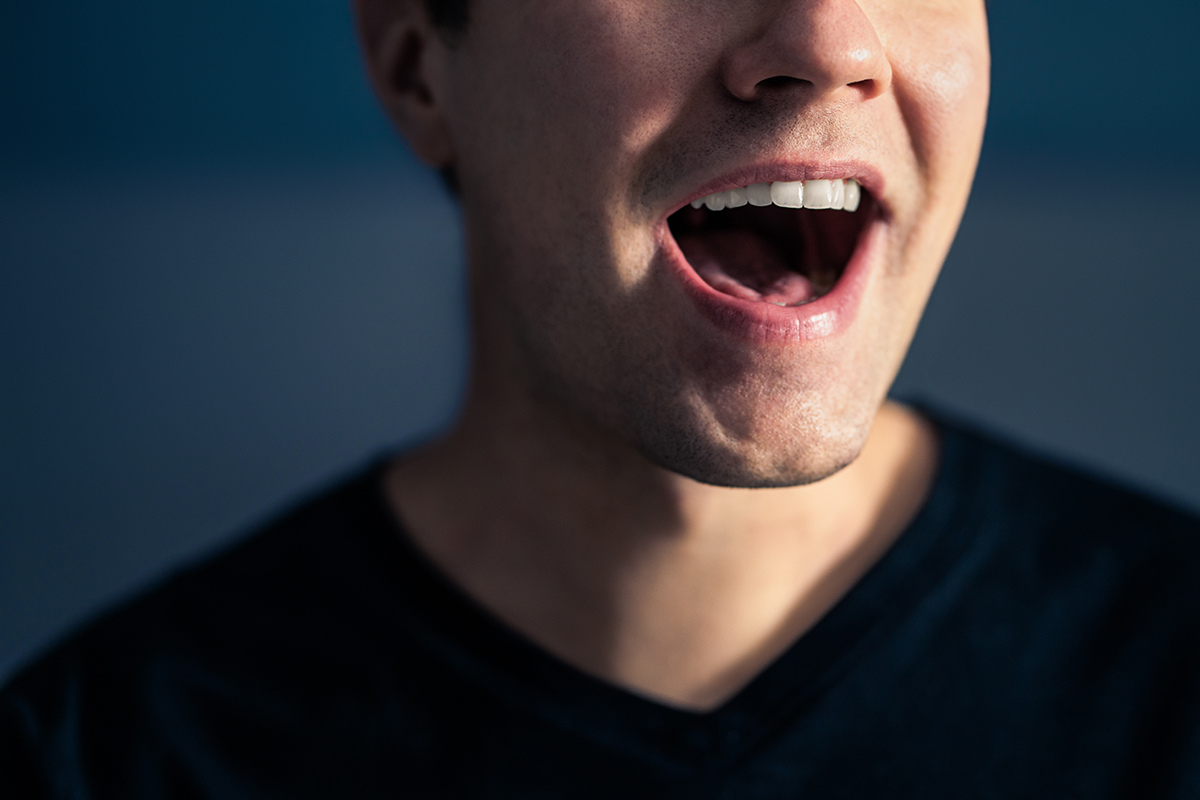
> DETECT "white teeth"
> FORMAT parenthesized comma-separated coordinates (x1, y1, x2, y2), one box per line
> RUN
(747, 183, 773, 206)
(770, 180, 803, 208)
(843, 179, 861, 212)
(803, 179, 832, 209)
(830, 179, 845, 210)
(691, 178, 862, 213)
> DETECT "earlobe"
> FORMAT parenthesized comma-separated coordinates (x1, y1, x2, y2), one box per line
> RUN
(354, 0, 456, 168)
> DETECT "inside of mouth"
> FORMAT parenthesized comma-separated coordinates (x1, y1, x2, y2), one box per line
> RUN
(668, 191, 873, 306)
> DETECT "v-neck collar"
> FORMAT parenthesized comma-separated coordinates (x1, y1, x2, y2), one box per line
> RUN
(349, 415, 985, 770)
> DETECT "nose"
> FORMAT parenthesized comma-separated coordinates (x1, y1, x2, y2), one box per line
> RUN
(723, 0, 891, 103)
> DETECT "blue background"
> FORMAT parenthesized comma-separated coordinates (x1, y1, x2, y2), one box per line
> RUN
(3, 0, 1199, 680)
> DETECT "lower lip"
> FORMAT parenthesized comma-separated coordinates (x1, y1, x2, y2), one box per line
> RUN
(658, 208, 883, 344)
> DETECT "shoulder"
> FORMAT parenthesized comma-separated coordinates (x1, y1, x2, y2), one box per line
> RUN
(0, 457, 406, 796)
(936, 409, 1200, 543)
(8, 456, 393, 665)
(927, 407, 1200, 624)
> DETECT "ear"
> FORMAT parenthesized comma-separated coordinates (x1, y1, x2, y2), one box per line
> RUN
(354, 0, 456, 168)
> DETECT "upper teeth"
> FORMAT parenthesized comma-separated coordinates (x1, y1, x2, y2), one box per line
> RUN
(691, 179, 861, 212)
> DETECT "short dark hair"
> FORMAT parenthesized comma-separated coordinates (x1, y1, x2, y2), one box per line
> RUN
(426, 0, 470, 33)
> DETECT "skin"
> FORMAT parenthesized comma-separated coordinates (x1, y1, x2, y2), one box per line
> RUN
(357, 0, 990, 710)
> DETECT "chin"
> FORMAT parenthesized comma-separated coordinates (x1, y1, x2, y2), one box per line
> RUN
(627, 400, 876, 489)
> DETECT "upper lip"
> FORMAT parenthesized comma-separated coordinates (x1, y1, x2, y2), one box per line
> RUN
(662, 158, 889, 222)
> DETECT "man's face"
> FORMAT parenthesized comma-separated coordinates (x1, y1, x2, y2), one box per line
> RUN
(434, 0, 989, 487)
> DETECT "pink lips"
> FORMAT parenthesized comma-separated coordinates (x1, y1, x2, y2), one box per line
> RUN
(659, 195, 883, 345)
(656, 161, 888, 344)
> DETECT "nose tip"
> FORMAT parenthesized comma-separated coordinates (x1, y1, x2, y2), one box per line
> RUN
(723, 0, 892, 103)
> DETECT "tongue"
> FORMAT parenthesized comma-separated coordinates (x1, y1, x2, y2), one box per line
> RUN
(677, 229, 818, 306)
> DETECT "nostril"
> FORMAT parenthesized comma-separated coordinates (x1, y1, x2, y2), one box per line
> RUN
(721, 0, 891, 102)
(758, 75, 803, 90)
(848, 72, 888, 100)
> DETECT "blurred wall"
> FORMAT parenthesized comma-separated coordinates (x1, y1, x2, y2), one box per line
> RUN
(2, 0, 1198, 681)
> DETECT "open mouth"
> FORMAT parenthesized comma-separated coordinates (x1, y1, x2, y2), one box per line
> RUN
(668, 179, 875, 307)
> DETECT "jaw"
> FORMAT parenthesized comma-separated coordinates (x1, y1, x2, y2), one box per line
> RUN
(621, 371, 886, 489)
(456, 129, 958, 490)
(605, 174, 927, 488)
(462, 177, 912, 490)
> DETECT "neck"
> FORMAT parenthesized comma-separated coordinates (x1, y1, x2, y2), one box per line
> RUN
(385, 356, 938, 710)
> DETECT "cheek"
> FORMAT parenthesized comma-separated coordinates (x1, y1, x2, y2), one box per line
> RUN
(452, 1, 728, 298)
(502, 1, 716, 172)
(886, 17, 990, 176)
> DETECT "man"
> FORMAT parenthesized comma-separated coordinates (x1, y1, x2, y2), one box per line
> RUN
(3, 0, 1198, 796)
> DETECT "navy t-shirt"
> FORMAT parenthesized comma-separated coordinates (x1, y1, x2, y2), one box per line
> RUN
(3, 416, 1200, 798)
